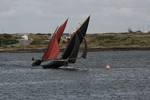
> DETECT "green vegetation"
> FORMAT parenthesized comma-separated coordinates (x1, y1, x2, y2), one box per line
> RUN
(0, 34, 18, 47)
(1, 32, 150, 52)
(86, 32, 150, 48)
(29, 34, 49, 45)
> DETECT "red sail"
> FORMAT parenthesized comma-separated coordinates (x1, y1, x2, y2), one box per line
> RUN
(55, 19, 68, 42)
(42, 19, 68, 61)
(42, 36, 60, 60)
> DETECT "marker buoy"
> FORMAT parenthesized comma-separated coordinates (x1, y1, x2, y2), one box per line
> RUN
(106, 64, 111, 70)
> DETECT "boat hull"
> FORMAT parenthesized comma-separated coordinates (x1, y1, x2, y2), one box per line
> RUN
(42, 60, 68, 69)
(32, 60, 42, 66)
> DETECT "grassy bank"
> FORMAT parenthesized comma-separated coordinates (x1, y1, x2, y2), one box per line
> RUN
(1, 32, 150, 52)
(86, 32, 150, 49)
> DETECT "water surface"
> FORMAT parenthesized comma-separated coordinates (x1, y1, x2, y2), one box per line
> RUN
(0, 51, 150, 100)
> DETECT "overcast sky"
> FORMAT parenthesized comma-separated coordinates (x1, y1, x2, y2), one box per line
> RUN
(0, 0, 150, 33)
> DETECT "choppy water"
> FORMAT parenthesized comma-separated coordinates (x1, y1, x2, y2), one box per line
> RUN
(0, 51, 150, 100)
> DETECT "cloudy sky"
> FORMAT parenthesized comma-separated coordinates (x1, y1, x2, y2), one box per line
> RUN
(0, 0, 150, 33)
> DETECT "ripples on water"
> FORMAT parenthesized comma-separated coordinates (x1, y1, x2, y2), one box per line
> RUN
(0, 51, 150, 100)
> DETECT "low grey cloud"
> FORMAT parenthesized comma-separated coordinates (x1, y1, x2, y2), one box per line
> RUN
(0, 0, 150, 33)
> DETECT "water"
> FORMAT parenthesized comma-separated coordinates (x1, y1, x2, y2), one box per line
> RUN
(0, 51, 150, 100)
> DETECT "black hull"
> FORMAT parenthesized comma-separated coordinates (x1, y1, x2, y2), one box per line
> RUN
(42, 60, 68, 69)
(32, 60, 42, 66)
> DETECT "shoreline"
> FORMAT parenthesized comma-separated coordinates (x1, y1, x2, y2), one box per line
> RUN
(1, 47, 150, 53)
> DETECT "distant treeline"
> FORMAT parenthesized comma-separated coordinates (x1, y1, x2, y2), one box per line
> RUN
(86, 32, 150, 48)
(1, 32, 150, 49)
(0, 34, 18, 46)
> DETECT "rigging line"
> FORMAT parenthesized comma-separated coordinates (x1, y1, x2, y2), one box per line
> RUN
(80, 37, 87, 59)
(77, 32, 87, 59)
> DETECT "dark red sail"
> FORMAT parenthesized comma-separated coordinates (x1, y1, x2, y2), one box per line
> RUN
(55, 19, 68, 42)
(42, 19, 68, 61)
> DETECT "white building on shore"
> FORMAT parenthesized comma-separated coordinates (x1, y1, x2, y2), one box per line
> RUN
(19, 34, 31, 47)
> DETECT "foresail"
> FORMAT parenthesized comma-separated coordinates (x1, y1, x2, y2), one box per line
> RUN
(55, 19, 68, 42)
(42, 37, 60, 60)
(42, 19, 68, 61)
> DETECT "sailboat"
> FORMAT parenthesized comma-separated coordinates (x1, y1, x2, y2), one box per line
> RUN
(42, 16, 90, 69)
(32, 19, 68, 66)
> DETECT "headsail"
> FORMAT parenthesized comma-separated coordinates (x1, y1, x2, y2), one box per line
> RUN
(55, 19, 68, 42)
(42, 19, 68, 61)
(61, 16, 90, 63)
